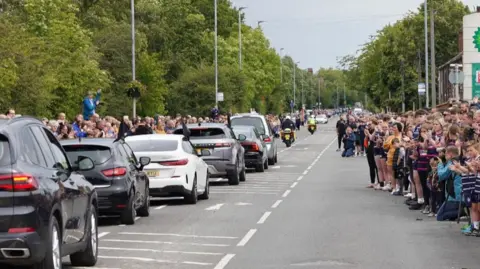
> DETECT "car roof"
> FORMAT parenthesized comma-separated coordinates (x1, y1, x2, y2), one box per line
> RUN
(179, 123, 227, 129)
(60, 138, 117, 147)
(231, 113, 265, 119)
(0, 116, 44, 132)
(232, 125, 255, 130)
(125, 134, 184, 142)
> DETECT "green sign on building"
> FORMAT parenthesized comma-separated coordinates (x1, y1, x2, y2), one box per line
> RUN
(472, 63, 480, 98)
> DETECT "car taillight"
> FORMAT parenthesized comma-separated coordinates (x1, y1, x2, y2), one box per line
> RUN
(102, 167, 127, 177)
(0, 173, 38, 191)
(263, 137, 272, 143)
(215, 143, 231, 147)
(242, 142, 259, 151)
(159, 159, 189, 166)
(8, 227, 35, 233)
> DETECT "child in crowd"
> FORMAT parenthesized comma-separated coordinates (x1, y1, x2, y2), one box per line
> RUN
(342, 126, 356, 158)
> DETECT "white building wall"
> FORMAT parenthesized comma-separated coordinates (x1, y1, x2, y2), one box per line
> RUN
(463, 13, 480, 100)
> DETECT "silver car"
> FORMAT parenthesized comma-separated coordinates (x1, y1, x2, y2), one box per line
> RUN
(230, 113, 278, 165)
(173, 123, 246, 185)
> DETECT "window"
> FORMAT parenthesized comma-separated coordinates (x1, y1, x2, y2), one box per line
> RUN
(0, 135, 11, 167)
(175, 128, 226, 139)
(42, 128, 70, 170)
(20, 128, 46, 167)
(122, 143, 138, 165)
(230, 117, 266, 135)
(182, 141, 195, 154)
(127, 140, 178, 152)
(63, 145, 112, 165)
(30, 126, 56, 168)
(233, 128, 254, 139)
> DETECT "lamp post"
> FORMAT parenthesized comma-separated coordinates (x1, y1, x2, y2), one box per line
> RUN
(238, 7, 246, 71)
(280, 48, 284, 83)
(214, 0, 218, 107)
(293, 61, 300, 111)
(130, 0, 136, 118)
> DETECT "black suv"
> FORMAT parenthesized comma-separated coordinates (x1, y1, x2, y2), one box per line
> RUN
(0, 117, 99, 268)
(61, 138, 151, 225)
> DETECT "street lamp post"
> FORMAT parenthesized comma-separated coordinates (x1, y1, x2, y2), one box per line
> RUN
(280, 48, 284, 83)
(238, 7, 246, 71)
(293, 61, 300, 111)
(130, 0, 136, 118)
(424, 0, 429, 107)
(214, 0, 218, 107)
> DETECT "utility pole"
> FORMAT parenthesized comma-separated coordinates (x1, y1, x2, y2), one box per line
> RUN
(293, 62, 298, 110)
(214, 0, 218, 107)
(430, 6, 436, 107)
(401, 60, 405, 113)
(424, 0, 429, 107)
(318, 78, 322, 108)
(336, 85, 339, 108)
(130, 0, 136, 118)
(280, 48, 284, 83)
(417, 49, 422, 109)
(238, 7, 246, 71)
(343, 82, 346, 107)
(301, 72, 304, 107)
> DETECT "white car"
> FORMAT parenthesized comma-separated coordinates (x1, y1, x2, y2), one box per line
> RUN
(125, 134, 209, 204)
(316, 114, 328, 124)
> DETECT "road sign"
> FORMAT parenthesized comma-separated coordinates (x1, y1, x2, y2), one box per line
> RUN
(418, 83, 426, 95)
(448, 71, 465, 84)
(217, 92, 224, 102)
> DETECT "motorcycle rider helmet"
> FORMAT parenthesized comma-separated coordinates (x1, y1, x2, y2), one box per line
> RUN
(285, 115, 291, 120)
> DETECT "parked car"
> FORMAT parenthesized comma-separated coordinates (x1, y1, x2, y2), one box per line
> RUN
(173, 123, 246, 185)
(126, 134, 210, 204)
(230, 113, 278, 165)
(0, 116, 98, 268)
(61, 138, 151, 225)
(232, 125, 268, 172)
(316, 114, 328, 124)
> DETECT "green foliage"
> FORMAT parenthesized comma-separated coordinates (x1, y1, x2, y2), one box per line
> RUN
(339, 0, 470, 112)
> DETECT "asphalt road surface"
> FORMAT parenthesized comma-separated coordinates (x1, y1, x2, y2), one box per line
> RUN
(62, 118, 480, 269)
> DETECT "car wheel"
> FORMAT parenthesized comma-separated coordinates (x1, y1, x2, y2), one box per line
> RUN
(255, 160, 265, 172)
(185, 176, 198, 204)
(264, 159, 269, 170)
(121, 191, 136, 225)
(268, 156, 275, 165)
(137, 187, 150, 217)
(274, 153, 278, 163)
(228, 162, 240, 185)
(34, 216, 62, 269)
(239, 167, 246, 182)
(70, 206, 98, 266)
(199, 174, 210, 200)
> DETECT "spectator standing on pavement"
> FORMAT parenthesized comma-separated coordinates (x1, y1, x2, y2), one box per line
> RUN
(336, 116, 346, 152)
(5, 109, 15, 119)
(83, 89, 101, 120)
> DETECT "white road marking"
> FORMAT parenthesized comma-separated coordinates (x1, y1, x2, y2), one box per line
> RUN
(235, 202, 253, 206)
(98, 232, 110, 238)
(290, 182, 298, 188)
(257, 212, 271, 224)
(296, 176, 303, 181)
(99, 246, 224, 256)
(71, 267, 121, 269)
(307, 165, 312, 170)
(98, 256, 212, 265)
(118, 232, 238, 239)
(211, 191, 278, 195)
(213, 254, 236, 269)
(237, 229, 257, 246)
(282, 190, 291, 197)
(118, 224, 126, 227)
(302, 170, 308, 175)
(271, 166, 281, 169)
(216, 178, 224, 182)
(183, 261, 212, 266)
(271, 200, 282, 208)
(102, 239, 229, 247)
(135, 217, 141, 221)
(154, 205, 167, 210)
(304, 147, 308, 150)
(205, 203, 225, 211)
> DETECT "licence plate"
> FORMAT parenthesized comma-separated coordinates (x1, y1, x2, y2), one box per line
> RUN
(285, 134, 290, 139)
(146, 170, 160, 177)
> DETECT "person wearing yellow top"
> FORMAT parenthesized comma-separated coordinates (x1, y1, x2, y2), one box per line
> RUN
(156, 120, 166, 134)
(383, 122, 403, 193)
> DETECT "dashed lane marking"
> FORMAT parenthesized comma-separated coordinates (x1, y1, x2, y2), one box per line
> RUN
(257, 212, 271, 224)
(282, 190, 291, 197)
(154, 205, 167, 210)
(271, 200, 282, 208)
(213, 254, 236, 269)
(98, 232, 110, 238)
(290, 182, 298, 188)
(237, 229, 257, 246)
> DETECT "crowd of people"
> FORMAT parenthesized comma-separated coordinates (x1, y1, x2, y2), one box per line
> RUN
(337, 98, 480, 236)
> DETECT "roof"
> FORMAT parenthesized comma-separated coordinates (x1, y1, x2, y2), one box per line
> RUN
(231, 113, 265, 119)
(180, 123, 227, 129)
(60, 138, 117, 147)
(232, 125, 256, 130)
(125, 134, 184, 142)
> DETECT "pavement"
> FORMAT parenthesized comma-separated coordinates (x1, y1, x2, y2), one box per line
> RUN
(62, 118, 480, 269)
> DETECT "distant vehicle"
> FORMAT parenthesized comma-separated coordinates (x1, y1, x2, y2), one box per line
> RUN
(230, 113, 278, 165)
(61, 138, 151, 225)
(353, 108, 363, 114)
(316, 114, 328, 124)
(0, 117, 99, 268)
(126, 134, 210, 204)
(173, 123, 246, 185)
(232, 125, 268, 173)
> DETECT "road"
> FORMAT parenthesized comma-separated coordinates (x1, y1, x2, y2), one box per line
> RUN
(63, 119, 480, 269)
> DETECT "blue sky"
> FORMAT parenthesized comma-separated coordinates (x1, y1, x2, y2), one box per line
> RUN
(232, 0, 478, 71)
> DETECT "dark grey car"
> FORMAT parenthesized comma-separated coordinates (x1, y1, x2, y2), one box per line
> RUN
(173, 123, 246, 185)
(232, 125, 268, 172)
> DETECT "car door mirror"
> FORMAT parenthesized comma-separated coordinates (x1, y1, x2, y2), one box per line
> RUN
(139, 157, 151, 169)
(76, 156, 95, 171)
(198, 149, 211, 157)
(237, 134, 247, 141)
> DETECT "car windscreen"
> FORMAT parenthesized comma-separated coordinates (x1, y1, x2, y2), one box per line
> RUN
(175, 128, 226, 139)
(231, 117, 265, 135)
(0, 135, 11, 166)
(127, 140, 178, 152)
(233, 129, 254, 139)
(62, 145, 112, 165)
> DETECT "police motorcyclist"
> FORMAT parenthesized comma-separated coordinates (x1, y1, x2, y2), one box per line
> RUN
(281, 115, 295, 130)
(307, 113, 316, 125)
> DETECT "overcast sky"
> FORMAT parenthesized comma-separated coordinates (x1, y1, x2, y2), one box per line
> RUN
(232, 0, 478, 71)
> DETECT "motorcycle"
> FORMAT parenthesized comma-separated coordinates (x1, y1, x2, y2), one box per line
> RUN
(308, 123, 316, 135)
(281, 128, 294, 147)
